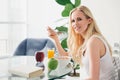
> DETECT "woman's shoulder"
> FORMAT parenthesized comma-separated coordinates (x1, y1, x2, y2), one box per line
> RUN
(87, 34, 104, 48)
(86, 35, 106, 57)
(88, 34, 102, 43)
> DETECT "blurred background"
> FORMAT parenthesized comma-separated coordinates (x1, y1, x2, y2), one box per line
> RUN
(0, 0, 120, 56)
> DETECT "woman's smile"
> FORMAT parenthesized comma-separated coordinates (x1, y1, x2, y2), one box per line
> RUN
(75, 26, 81, 32)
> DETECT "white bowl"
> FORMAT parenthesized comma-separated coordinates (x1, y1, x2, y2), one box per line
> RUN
(55, 56, 71, 69)
(50, 56, 72, 76)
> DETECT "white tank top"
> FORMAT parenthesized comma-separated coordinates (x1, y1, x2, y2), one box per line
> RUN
(80, 35, 115, 80)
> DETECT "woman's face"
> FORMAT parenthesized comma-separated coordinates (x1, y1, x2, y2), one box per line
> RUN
(71, 10, 91, 34)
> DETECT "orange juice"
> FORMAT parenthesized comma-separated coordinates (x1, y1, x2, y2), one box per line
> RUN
(48, 49, 54, 59)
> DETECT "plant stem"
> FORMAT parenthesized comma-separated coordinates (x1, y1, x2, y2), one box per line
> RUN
(73, 68, 76, 75)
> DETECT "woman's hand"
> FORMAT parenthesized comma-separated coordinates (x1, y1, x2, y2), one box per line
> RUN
(47, 26, 68, 56)
(47, 26, 58, 40)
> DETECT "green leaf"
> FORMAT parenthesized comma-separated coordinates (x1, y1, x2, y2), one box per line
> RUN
(55, 0, 71, 6)
(55, 26, 68, 32)
(62, 10, 69, 17)
(61, 38, 67, 49)
(75, 0, 81, 7)
(75, 64, 80, 69)
(62, 3, 74, 17)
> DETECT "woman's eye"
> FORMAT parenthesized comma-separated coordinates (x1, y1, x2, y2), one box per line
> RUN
(77, 18, 82, 21)
(71, 20, 75, 23)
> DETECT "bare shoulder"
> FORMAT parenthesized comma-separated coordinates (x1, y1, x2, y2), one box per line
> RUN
(87, 35, 104, 48)
(86, 35, 106, 58)
(86, 35, 105, 57)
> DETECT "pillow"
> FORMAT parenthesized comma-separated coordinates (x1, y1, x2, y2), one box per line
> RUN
(112, 57, 120, 80)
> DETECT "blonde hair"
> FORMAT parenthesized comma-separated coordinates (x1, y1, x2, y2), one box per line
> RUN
(67, 5, 112, 65)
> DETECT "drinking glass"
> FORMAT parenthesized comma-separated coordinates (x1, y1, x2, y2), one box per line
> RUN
(47, 48, 54, 59)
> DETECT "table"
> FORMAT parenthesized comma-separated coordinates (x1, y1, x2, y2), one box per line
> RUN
(0, 56, 80, 80)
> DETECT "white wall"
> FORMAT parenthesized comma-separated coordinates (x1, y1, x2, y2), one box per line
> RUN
(28, 0, 120, 47)
(27, 0, 63, 38)
(81, 0, 120, 47)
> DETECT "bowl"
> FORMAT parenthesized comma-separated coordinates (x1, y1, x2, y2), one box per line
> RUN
(55, 56, 71, 69)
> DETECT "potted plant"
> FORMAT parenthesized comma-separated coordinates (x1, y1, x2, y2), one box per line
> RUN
(54, 0, 81, 77)
(55, 0, 81, 50)
(68, 59, 80, 77)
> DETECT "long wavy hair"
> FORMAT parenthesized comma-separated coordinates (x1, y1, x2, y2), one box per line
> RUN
(67, 5, 112, 65)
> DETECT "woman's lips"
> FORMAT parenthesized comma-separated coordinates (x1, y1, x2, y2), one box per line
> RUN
(75, 27, 81, 31)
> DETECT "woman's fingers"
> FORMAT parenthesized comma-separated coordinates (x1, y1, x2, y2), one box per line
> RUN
(47, 26, 59, 40)
(47, 26, 51, 30)
(47, 26, 56, 36)
(47, 26, 53, 33)
(47, 26, 55, 34)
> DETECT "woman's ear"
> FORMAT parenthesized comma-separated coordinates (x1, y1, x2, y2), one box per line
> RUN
(88, 18, 93, 24)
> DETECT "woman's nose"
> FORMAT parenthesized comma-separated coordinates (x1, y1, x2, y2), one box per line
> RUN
(75, 20, 79, 24)
(74, 21, 78, 26)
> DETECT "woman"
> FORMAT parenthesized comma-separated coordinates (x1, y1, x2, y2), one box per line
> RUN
(47, 5, 115, 80)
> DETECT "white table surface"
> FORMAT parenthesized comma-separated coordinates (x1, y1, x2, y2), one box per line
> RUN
(0, 56, 81, 80)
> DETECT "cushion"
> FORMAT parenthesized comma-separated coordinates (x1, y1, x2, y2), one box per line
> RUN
(112, 56, 120, 80)
(14, 38, 56, 56)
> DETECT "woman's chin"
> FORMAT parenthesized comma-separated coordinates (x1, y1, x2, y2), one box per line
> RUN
(75, 31, 81, 34)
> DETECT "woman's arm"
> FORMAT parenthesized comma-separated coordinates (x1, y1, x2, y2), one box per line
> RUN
(84, 37, 101, 80)
(47, 26, 68, 56)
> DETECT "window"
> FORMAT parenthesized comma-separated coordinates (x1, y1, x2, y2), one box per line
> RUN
(0, 0, 27, 56)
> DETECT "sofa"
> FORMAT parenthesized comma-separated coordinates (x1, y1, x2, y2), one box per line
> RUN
(14, 38, 56, 56)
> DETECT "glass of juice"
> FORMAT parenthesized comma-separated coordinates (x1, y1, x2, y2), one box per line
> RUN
(47, 48, 54, 59)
